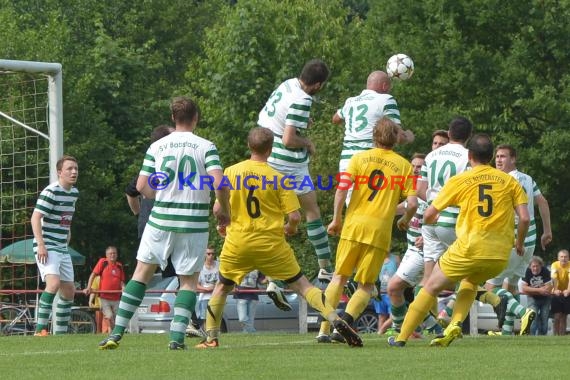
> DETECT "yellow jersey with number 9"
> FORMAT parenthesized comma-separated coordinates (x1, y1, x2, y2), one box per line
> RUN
(341, 148, 416, 250)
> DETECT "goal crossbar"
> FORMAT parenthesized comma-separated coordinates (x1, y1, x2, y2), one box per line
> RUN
(0, 59, 63, 182)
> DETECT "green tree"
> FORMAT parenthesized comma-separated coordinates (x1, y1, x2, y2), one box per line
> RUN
(184, 0, 354, 276)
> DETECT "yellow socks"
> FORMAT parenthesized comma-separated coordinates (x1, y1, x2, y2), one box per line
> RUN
(345, 288, 371, 320)
(397, 288, 435, 341)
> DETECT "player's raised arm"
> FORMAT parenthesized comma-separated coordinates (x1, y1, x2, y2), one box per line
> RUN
(332, 110, 343, 125)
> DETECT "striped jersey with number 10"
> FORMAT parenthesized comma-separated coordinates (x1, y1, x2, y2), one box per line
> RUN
(420, 143, 469, 228)
(33, 182, 79, 254)
(258, 78, 312, 168)
(139, 131, 222, 233)
(336, 89, 401, 172)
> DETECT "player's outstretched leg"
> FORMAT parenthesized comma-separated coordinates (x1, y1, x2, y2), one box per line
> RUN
(333, 319, 363, 347)
(98, 280, 146, 350)
(266, 281, 292, 311)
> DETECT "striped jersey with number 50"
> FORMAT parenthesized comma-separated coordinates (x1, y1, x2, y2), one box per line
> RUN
(139, 131, 222, 233)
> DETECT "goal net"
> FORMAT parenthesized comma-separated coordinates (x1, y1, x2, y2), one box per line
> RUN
(0, 60, 63, 302)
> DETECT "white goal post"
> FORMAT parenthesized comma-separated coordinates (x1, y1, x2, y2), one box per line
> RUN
(0, 59, 64, 303)
(0, 59, 63, 181)
(0, 59, 63, 255)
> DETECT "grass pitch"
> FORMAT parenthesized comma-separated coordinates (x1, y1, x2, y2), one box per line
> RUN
(0, 332, 567, 379)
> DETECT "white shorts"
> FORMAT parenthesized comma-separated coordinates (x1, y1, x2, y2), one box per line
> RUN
(422, 224, 456, 262)
(137, 224, 208, 276)
(36, 250, 74, 282)
(486, 246, 535, 286)
(268, 162, 314, 195)
(395, 247, 424, 286)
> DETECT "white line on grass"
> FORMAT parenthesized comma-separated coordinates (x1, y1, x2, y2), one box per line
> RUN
(0, 349, 87, 357)
(192, 339, 319, 349)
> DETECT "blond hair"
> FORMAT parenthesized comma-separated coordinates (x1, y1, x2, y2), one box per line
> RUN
(373, 117, 399, 148)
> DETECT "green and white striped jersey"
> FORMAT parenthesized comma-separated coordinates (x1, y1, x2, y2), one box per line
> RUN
(336, 89, 401, 172)
(420, 143, 469, 228)
(258, 78, 312, 168)
(33, 182, 79, 254)
(139, 131, 222, 233)
(510, 170, 541, 248)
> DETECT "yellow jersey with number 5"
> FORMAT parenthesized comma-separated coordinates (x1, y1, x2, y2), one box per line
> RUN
(432, 165, 527, 259)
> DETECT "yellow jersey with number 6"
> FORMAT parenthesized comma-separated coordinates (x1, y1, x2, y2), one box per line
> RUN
(222, 160, 300, 250)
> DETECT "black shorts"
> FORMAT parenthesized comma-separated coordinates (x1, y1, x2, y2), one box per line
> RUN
(550, 295, 570, 314)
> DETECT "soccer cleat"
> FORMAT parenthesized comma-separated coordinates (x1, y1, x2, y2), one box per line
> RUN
(168, 341, 187, 350)
(185, 324, 206, 338)
(316, 333, 331, 343)
(317, 268, 333, 282)
(387, 336, 406, 347)
(493, 294, 509, 329)
(266, 282, 292, 311)
(487, 331, 502, 336)
(383, 327, 399, 336)
(519, 308, 536, 336)
(34, 329, 48, 337)
(195, 339, 219, 349)
(330, 329, 346, 343)
(429, 323, 462, 347)
(98, 334, 122, 350)
(333, 319, 363, 347)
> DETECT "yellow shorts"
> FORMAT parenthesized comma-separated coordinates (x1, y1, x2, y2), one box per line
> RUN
(335, 238, 386, 284)
(219, 238, 301, 285)
(439, 251, 508, 284)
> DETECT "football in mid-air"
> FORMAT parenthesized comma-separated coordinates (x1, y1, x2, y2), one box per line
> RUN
(386, 54, 414, 80)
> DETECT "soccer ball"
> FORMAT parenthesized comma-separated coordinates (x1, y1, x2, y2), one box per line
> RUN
(386, 54, 414, 80)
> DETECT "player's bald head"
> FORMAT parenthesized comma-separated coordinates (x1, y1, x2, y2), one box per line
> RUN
(467, 134, 494, 164)
(367, 71, 391, 93)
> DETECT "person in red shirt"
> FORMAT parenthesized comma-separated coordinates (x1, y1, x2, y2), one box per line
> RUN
(85, 246, 125, 333)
